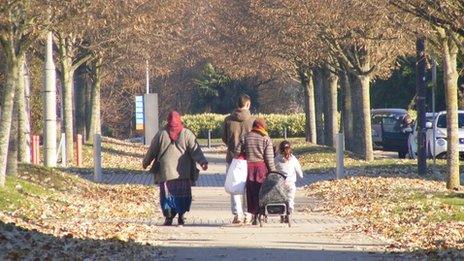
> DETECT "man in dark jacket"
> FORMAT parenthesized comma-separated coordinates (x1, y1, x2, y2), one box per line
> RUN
(222, 94, 254, 224)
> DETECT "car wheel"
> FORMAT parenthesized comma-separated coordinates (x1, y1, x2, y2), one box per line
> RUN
(437, 152, 447, 159)
(398, 151, 407, 159)
(408, 143, 416, 159)
(427, 142, 432, 159)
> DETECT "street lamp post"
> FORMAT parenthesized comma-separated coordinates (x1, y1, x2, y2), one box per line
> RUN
(431, 58, 437, 174)
(146, 60, 150, 94)
(43, 31, 57, 167)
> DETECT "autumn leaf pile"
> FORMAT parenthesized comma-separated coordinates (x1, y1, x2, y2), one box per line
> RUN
(0, 162, 162, 259)
(306, 176, 464, 257)
(78, 137, 147, 171)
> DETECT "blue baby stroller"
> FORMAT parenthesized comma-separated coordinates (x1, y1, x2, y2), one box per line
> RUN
(258, 170, 291, 227)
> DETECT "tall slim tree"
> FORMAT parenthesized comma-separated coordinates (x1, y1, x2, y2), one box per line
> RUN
(339, 68, 353, 150)
(391, 0, 463, 188)
(297, 63, 317, 143)
(17, 60, 30, 163)
(313, 0, 413, 160)
(323, 63, 339, 147)
(314, 67, 326, 145)
(0, 1, 50, 187)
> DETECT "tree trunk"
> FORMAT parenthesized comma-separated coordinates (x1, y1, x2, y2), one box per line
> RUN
(323, 66, 339, 147)
(441, 32, 460, 189)
(323, 70, 330, 145)
(299, 66, 317, 143)
(352, 75, 374, 161)
(7, 93, 19, 176)
(61, 61, 75, 163)
(58, 38, 75, 163)
(87, 58, 102, 144)
(85, 78, 92, 140)
(314, 68, 325, 145)
(0, 56, 19, 187)
(75, 65, 87, 139)
(340, 69, 353, 151)
(307, 69, 317, 143)
(17, 58, 30, 163)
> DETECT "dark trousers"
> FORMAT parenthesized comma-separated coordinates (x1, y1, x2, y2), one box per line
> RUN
(246, 161, 267, 215)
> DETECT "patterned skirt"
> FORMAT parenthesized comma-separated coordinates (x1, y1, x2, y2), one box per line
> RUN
(246, 161, 268, 215)
(159, 179, 192, 218)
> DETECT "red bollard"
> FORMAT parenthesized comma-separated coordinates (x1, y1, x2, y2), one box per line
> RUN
(34, 135, 40, 164)
(30, 135, 36, 164)
(31, 135, 40, 165)
(75, 134, 83, 167)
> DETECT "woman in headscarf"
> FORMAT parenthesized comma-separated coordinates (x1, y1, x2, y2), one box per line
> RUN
(235, 118, 276, 225)
(143, 111, 208, 226)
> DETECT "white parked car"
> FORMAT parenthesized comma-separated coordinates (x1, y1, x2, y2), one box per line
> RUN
(408, 111, 464, 159)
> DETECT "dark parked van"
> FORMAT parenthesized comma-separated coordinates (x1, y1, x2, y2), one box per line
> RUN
(371, 108, 410, 158)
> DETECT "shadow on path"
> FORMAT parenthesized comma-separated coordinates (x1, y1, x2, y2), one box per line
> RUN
(156, 245, 420, 261)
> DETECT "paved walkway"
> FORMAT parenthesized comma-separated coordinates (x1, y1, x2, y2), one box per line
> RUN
(73, 150, 409, 260)
(152, 187, 399, 261)
(76, 151, 334, 187)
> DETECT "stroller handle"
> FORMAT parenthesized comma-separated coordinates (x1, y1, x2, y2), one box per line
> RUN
(269, 171, 287, 179)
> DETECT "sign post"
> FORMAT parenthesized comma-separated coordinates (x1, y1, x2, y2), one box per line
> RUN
(143, 94, 159, 145)
(135, 96, 145, 133)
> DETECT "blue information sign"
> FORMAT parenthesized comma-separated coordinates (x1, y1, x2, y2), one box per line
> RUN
(135, 96, 144, 130)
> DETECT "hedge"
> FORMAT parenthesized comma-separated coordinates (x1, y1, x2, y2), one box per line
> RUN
(181, 113, 306, 138)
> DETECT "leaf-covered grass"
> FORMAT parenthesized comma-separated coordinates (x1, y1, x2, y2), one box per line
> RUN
(0, 162, 162, 259)
(0, 177, 50, 211)
(293, 142, 462, 180)
(408, 192, 464, 222)
(78, 137, 147, 171)
(306, 176, 464, 256)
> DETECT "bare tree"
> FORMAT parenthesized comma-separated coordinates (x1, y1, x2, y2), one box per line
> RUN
(391, 0, 463, 189)
(0, 0, 51, 187)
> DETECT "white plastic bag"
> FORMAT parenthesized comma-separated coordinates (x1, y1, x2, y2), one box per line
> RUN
(224, 158, 247, 195)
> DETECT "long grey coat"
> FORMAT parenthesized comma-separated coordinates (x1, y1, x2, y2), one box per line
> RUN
(143, 128, 207, 183)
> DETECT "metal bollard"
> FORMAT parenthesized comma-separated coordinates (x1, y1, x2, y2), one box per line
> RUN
(75, 134, 83, 167)
(93, 134, 102, 182)
(207, 130, 212, 149)
(284, 127, 288, 140)
(335, 133, 345, 179)
(61, 133, 67, 167)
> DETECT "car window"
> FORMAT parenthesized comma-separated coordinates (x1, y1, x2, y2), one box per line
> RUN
(382, 116, 402, 132)
(372, 115, 384, 125)
(436, 114, 464, 128)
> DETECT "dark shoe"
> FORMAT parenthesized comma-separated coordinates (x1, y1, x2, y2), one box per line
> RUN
(178, 215, 185, 226)
(251, 215, 258, 225)
(284, 216, 289, 223)
(163, 217, 173, 226)
(232, 215, 241, 224)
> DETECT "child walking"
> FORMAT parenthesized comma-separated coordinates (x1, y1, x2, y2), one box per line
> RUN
(274, 141, 303, 215)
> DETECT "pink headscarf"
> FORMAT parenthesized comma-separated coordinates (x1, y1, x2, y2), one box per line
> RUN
(166, 111, 184, 142)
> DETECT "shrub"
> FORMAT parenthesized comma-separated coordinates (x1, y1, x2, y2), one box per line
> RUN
(182, 113, 306, 138)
